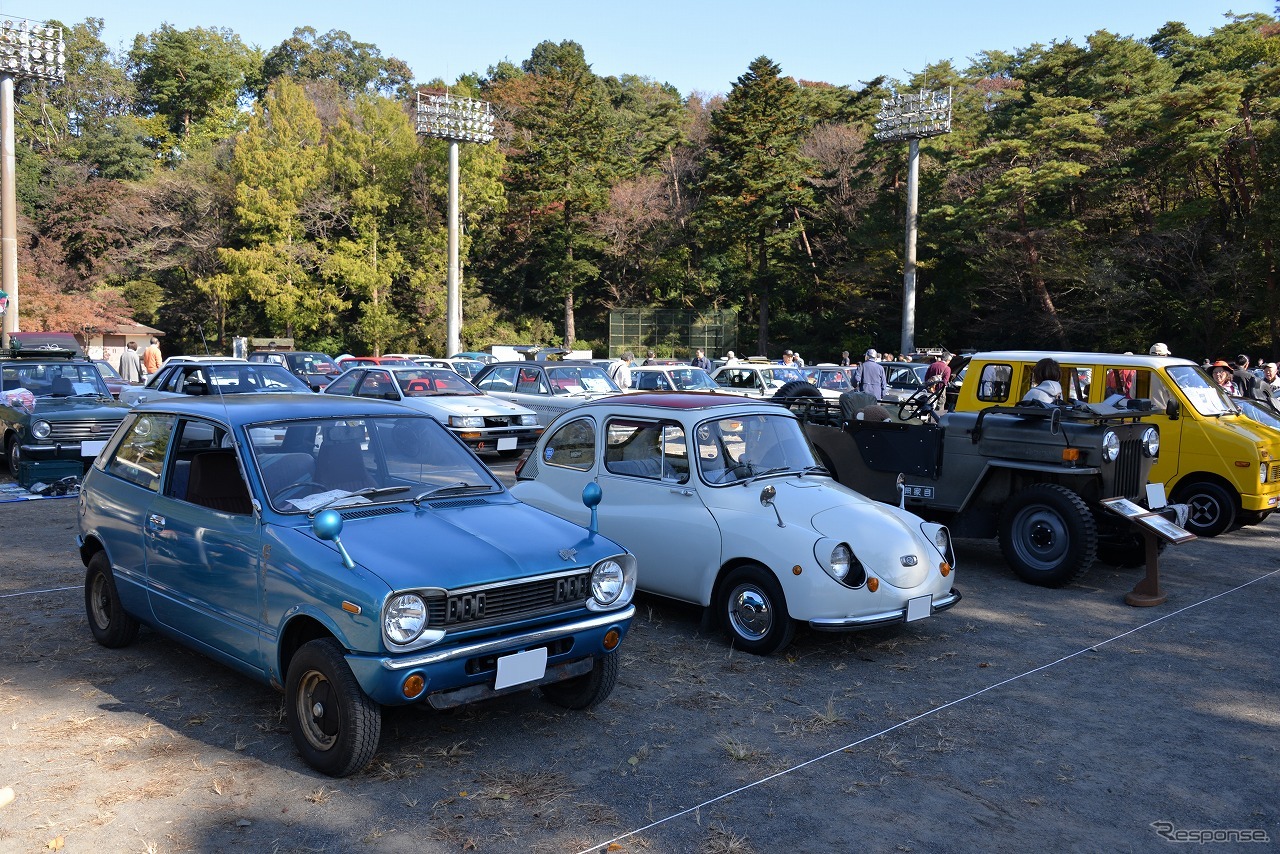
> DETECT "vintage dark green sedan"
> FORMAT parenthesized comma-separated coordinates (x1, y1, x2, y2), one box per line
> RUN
(1, 345, 131, 474)
(77, 394, 636, 776)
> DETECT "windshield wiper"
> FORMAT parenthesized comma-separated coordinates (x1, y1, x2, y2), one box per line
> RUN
(307, 486, 411, 517)
(797, 464, 829, 477)
(739, 465, 792, 485)
(412, 482, 491, 507)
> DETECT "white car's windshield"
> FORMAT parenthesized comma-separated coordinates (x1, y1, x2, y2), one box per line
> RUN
(1167, 366, 1235, 416)
(247, 415, 501, 513)
(393, 368, 482, 396)
(546, 366, 620, 395)
(694, 413, 820, 485)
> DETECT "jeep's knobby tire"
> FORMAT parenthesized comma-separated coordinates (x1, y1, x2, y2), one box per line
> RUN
(774, 380, 822, 401)
(718, 563, 795, 655)
(285, 638, 381, 778)
(85, 551, 140, 648)
(998, 483, 1098, 587)
(1171, 480, 1237, 538)
(542, 653, 619, 710)
(1096, 534, 1165, 569)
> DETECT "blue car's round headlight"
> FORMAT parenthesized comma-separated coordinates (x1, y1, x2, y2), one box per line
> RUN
(591, 560, 625, 605)
(384, 593, 427, 645)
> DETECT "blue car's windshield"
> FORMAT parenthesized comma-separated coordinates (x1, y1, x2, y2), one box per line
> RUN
(247, 414, 501, 514)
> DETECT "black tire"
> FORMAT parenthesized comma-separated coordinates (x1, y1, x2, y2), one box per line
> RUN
(1171, 480, 1237, 538)
(284, 638, 381, 777)
(84, 551, 140, 648)
(542, 653, 619, 710)
(1096, 534, 1164, 568)
(774, 380, 822, 401)
(718, 564, 795, 655)
(998, 483, 1098, 587)
(6, 436, 19, 475)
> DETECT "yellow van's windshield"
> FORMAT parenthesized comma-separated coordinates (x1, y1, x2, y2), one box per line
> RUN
(1167, 365, 1235, 416)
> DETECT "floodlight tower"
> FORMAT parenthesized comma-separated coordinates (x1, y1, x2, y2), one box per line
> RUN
(0, 17, 64, 347)
(874, 88, 952, 357)
(415, 91, 495, 358)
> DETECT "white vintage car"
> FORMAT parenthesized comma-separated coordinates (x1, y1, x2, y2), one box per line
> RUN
(510, 393, 961, 654)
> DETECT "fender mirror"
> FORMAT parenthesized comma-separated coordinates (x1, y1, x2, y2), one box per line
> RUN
(1165, 399, 1180, 420)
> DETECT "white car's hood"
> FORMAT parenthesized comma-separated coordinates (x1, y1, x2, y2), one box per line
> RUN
(703, 477, 939, 588)
(404, 394, 534, 418)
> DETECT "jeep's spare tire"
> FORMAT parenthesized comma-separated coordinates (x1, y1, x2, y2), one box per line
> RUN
(998, 483, 1098, 587)
(774, 380, 822, 401)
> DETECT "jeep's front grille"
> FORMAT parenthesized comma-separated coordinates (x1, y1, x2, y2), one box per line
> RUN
(1109, 438, 1142, 498)
(48, 419, 123, 443)
(426, 570, 592, 630)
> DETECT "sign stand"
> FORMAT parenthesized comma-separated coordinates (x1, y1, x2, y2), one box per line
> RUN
(1099, 497, 1196, 608)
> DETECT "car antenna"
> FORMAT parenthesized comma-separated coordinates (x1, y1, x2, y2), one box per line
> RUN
(197, 324, 242, 456)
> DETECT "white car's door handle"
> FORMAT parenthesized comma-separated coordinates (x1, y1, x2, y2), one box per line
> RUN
(669, 488, 695, 496)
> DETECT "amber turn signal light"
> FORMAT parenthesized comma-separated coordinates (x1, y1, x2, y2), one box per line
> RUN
(867, 578, 879, 592)
(402, 674, 426, 699)
(1061, 448, 1081, 462)
(940, 563, 951, 577)
(603, 629, 620, 651)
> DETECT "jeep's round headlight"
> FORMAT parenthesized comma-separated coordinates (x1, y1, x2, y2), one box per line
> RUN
(31, 420, 51, 439)
(591, 560, 625, 605)
(828, 543, 853, 581)
(448, 416, 485, 429)
(518, 414, 538, 426)
(1141, 427, 1159, 457)
(1101, 430, 1120, 462)
(384, 594, 427, 645)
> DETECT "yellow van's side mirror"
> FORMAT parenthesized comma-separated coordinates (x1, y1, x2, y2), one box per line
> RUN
(1166, 399, 1180, 420)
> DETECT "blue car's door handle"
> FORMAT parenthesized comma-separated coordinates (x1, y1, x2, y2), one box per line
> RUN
(146, 513, 166, 531)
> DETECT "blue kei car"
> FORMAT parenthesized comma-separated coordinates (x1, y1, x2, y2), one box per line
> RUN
(77, 394, 636, 777)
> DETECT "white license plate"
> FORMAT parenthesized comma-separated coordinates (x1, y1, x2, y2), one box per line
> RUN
(80, 440, 107, 457)
(497, 437, 517, 451)
(494, 647, 548, 690)
(905, 595, 932, 622)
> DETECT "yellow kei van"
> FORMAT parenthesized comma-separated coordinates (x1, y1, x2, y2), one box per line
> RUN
(955, 351, 1280, 537)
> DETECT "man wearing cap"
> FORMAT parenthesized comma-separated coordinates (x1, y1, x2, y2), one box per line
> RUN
(1233, 355, 1261, 400)
(858, 348, 887, 400)
(1261, 362, 1280, 404)
(1149, 343, 1171, 357)
(781, 350, 795, 366)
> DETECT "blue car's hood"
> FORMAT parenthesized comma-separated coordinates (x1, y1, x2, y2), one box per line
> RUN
(287, 498, 623, 592)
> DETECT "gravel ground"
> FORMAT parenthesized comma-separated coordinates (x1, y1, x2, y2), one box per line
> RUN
(1, 491, 1277, 853)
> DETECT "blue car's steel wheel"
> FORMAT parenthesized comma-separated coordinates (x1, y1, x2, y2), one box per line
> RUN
(285, 638, 381, 777)
(84, 551, 139, 649)
(719, 564, 794, 656)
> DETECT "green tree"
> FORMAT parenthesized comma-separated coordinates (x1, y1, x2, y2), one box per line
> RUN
(258, 27, 414, 99)
(697, 56, 816, 355)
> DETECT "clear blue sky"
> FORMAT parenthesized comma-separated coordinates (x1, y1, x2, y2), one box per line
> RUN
(30, 0, 1274, 97)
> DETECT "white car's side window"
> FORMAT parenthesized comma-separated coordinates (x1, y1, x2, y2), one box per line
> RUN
(542, 417, 596, 471)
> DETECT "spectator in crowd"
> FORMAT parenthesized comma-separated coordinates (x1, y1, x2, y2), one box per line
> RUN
(723, 350, 738, 365)
(1149, 342, 1171, 357)
(1210, 361, 1239, 396)
(781, 350, 795, 366)
(839, 351, 851, 367)
(118, 341, 144, 384)
(692, 348, 712, 371)
(1022, 358, 1063, 405)
(858, 348, 887, 400)
(1261, 362, 1280, 402)
(609, 352, 635, 389)
(793, 352, 805, 368)
(643, 350, 657, 366)
(1233, 355, 1261, 399)
(141, 336, 163, 379)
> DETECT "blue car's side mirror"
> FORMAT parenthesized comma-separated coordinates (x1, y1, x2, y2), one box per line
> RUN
(582, 482, 602, 536)
(312, 509, 356, 569)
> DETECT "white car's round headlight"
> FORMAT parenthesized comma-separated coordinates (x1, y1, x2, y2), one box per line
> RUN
(1142, 426, 1159, 457)
(448, 416, 485, 429)
(591, 560, 625, 605)
(518, 414, 538, 426)
(828, 543, 852, 581)
(1101, 430, 1120, 462)
(31, 420, 51, 439)
(384, 593, 427, 645)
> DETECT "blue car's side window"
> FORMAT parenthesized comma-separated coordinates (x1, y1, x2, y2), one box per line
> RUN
(105, 414, 177, 492)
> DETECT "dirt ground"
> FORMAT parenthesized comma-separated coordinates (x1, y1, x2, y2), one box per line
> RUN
(1, 488, 1277, 853)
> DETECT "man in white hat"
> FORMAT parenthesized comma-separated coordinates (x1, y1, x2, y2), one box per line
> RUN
(1149, 343, 1171, 356)
(858, 348, 886, 399)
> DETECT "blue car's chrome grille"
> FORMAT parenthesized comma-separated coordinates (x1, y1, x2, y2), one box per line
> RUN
(427, 571, 593, 629)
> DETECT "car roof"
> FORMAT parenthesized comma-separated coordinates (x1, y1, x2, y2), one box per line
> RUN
(969, 350, 1198, 369)
(130, 393, 417, 424)
(480, 360, 602, 369)
(573, 391, 785, 412)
